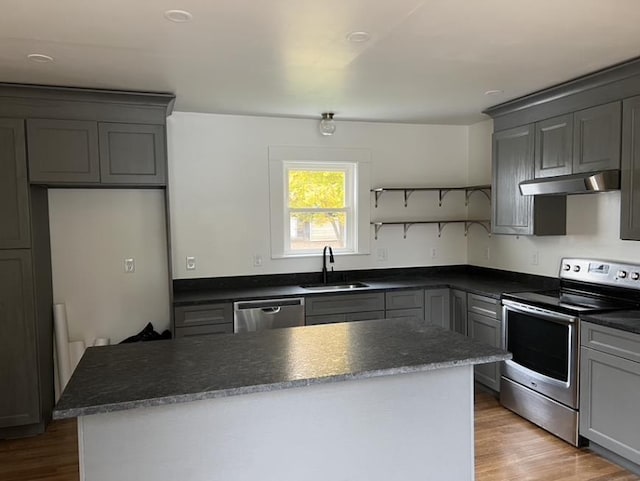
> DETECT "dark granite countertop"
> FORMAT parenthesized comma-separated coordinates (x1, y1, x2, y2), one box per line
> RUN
(581, 310, 640, 334)
(53, 318, 511, 419)
(173, 268, 557, 306)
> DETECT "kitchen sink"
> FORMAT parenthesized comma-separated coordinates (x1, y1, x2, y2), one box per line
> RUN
(300, 282, 369, 291)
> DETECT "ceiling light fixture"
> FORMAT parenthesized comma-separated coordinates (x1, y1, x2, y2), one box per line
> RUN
(164, 9, 193, 23)
(319, 113, 336, 136)
(27, 53, 54, 63)
(484, 89, 504, 96)
(346, 31, 371, 43)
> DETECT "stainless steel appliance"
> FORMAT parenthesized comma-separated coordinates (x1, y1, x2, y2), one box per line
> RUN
(500, 258, 640, 446)
(233, 298, 305, 333)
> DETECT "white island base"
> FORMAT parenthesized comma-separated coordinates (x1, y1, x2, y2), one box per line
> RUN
(78, 365, 475, 481)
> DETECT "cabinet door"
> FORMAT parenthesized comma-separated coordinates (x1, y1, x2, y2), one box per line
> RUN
(99, 123, 166, 185)
(175, 324, 233, 338)
(174, 303, 232, 328)
(0, 119, 30, 249)
(534, 114, 573, 178)
(450, 290, 467, 336)
(573, 101, 621, 173)
(468, 312, 502, 391)
(424, 289, 451, 329)
(0, 250, 40, 428)
(580, 346, 640, 465)
(305, 293, 385, 316)
(27, 119, 100, 184)
(621, 96, 640, 240)
(385, 289, 424, 310)
(492, 125, 535, 235)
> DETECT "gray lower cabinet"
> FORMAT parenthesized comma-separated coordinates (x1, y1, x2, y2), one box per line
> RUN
(492, 125, 566, 236)
(580, 322, 640, 465)
(424, 288, 451, 329)
(385, 289, 424, 321)
(26, 119, 166, 186)
(305, 292, 385, 325)
(0, 250, 40, 428)
(306, 310, 385, 325)
(468, 312, 502, 391)
(174, 303, 233, 336)
(620, 96, 640, 240)
(573, 101, 621, 173)
(534, 114, 573, 178)
(0, 119, 30, 249)
(450, 289, 467, 335)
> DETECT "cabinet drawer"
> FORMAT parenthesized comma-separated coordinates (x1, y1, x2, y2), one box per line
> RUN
(175, 324, 232, 338)
(385, 289, 424, 310)
(468, 294, 501, 320)
(174, 303, 232, 328)
(306, 310, 385, 326)
(581, 321, 640, 363)
(385, 307, 424, 320)
(305, 292, 385, 316)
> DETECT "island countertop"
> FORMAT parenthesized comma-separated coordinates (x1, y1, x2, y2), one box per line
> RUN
(53, 318, 511, 419)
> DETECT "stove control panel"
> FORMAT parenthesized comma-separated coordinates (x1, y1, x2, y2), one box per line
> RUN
(560, 258, 640, 289)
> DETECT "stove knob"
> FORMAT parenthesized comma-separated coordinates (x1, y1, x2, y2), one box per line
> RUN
(632, 272, 640, 281)
(618, 270, 628, 279)
(563, 264, 571, 271)
(573, 265, 581, 272)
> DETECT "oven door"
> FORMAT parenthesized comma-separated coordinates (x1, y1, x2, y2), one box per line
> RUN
(502, 300, 579, 408)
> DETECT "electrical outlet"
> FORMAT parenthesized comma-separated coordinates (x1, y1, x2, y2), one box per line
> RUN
(531, 251, 539, 266)
(186, 256, 196, 270)
(253, 254, 263, 267)
(431, 248, 437, 259)
(376, 248, 388, 262)
(124, 258, 135, 273)
(483, 246, 490, 261)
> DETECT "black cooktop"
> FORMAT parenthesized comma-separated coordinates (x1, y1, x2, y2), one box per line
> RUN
(503, 289, 640, 315)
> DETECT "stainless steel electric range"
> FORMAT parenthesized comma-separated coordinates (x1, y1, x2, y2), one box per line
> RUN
(500, 258, 640, 446)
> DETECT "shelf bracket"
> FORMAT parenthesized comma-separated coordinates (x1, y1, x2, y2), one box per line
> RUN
(403, 189, 415, 208)
(465, 221, 491, 237)
(373, 222, 383, 240)
(437, 222, 449, 238)
(438, 189, 452, 207)
(465, 188, 491, 206)
(403, 223, 415, 239)
(373, 190, 384, 208)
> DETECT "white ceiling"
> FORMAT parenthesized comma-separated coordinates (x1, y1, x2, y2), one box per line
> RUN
(1, 0, 640, 124)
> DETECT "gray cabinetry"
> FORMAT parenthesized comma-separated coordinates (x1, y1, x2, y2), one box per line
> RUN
(467, 294, 502, 391)
(534, 114, 573, 178)
(385, 289, 424, 321)
(620, 96, 640, 240)
(580, 322, 640, 465)
(0, 119, 30, 249)
(0, 250, 39, 428)
(573, 102, 621, 173)
(492, 125, 566, 236)
(99, 123, 166, 185)
(174, 303, 233, 338)
(27, 119, 100, 184)
(424, 288, 451, 329)
(450, 289, 467, 335)
(26, 119, 166, 186)
(306, 292, 385, 326)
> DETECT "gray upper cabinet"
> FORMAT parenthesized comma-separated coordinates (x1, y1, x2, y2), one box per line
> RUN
(620, 96, 640, 240)
(27, 119, 100, 184)
(572, 101, 621, 173)
(99, 123, 166, 185)
(0, 119, 30, 249)
(493, 125, 566, 236)
(534, 114, 573, 178)
(0, 250, 40, 429)
(424, 288, 451, 329)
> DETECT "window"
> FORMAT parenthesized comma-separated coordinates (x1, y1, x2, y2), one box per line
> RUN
(269, 146, 370, 258)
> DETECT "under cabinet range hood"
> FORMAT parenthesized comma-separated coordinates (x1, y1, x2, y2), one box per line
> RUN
(519, 170, 620, 196)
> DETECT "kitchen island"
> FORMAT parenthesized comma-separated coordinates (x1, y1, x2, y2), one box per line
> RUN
(54, 318, 510, 481)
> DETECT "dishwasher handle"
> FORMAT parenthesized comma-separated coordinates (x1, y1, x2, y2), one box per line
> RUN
(261, 307, 281, 315)
(234, 298, 304, 310)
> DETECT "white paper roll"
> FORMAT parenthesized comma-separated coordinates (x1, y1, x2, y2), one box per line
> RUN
(69, 340, 86, 373)
(93, 337, 110, 347)
(53, 303, 72, 390)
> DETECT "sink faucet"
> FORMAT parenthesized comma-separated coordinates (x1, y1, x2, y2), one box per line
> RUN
(322, 246, 334, 284)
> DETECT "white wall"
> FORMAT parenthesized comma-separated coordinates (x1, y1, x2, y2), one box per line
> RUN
(48, 189, 170, 344)
(168, 112, 479, 279)
(466, 119, 640, 275)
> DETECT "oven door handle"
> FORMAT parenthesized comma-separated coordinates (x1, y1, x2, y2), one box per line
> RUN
(502, 300, 578, 325)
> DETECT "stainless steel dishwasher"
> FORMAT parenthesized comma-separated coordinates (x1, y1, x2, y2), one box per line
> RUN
(233, 298, 305, 333)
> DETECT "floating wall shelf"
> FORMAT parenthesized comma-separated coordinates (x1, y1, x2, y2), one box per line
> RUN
(371, 220, 491, 240)
(371, 185, 491, 207)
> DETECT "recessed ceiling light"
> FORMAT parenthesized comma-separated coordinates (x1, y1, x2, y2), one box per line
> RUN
(164, 9, 193, 23)
(484, 89, 504, 96)
(346, 31, 371, 43)
(27, 53, 54, 63)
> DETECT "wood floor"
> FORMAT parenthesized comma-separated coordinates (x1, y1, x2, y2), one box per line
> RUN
(0, 391, 638, 480)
